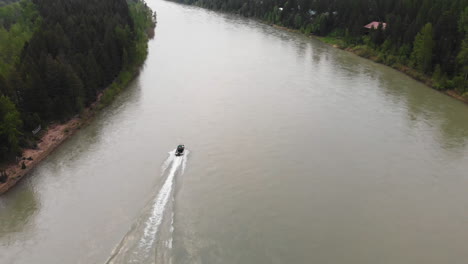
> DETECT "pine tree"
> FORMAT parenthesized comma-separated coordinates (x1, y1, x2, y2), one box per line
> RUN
(411, 23, 434, 73)
(458, 7, 468, 83)
(0, 73, 10, 96)
(0, 95, 22, 158)
(456, 38, 468, 81)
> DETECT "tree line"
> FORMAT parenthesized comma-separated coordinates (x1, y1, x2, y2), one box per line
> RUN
(0, 0, 18, 7)
(171, 0, 467, 94)
(0, 0, 155, 161)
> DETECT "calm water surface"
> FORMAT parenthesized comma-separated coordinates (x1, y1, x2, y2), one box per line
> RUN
(1, 0, 468, 263)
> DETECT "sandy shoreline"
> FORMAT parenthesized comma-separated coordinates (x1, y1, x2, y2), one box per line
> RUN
(0, 94, 102, 195)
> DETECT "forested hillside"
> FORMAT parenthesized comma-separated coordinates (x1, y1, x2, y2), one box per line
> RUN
(171, 0, 468, 96)
(0, 0, 155, 161)
(0, 0, 19, 7)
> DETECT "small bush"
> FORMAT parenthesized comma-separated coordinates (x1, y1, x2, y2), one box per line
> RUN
(0, 171, 8, 183)
(376, 53, 385, 63)
(353, 46, 377, 58)
(453, 76, 467, 94)
(433, 77, 455, 91)
(385, 55, 397, 66)
(433, 82, 444, 90)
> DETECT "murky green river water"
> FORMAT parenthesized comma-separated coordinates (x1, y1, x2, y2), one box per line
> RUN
(1, 0, 468, 263)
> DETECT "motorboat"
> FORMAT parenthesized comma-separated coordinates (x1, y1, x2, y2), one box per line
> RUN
(175, 145, 185, 156)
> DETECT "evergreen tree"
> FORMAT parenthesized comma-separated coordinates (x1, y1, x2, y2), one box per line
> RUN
(411, 23, 434, 73)
(457, 39, 468, 82)
(0, 0, 155, 162)
(458, 7, 468, 83)
(0, 95, 22, 158)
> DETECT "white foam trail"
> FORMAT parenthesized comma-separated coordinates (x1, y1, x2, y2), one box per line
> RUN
(166, 238, 173, 249)
(161, 151, 175, 174)
(167, 211, 175, 249)
(169, 212, 174, 233)
(105, 150, 188, 264)
(139, 156, 182, 250)
(181, 150, 189, 174)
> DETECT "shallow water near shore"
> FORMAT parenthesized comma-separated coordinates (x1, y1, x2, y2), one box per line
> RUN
(1, 0, 468, 263)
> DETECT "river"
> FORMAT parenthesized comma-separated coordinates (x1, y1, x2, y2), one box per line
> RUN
(2, 0, 468, 263)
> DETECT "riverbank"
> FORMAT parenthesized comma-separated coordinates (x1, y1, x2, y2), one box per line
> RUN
(0, 64, 145, 195)
(269, 24, 468, 105)
(0, 96, 98, 194)
(273, 24, 468, 105)
(0, 0, 156, 195)
(0, 46, 154, 195)
(316, 35, 468, 105)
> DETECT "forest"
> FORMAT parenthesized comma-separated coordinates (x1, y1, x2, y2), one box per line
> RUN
(0, 0, 155, 161)
(0, 0, 18, 6)
(171, 0, 468, 95)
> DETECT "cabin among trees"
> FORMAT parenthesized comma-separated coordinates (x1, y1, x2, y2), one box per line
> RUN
(363, 21, 387, 33)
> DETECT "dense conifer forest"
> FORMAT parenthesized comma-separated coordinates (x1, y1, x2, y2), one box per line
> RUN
(0, 0, 18, 6)
(0, 0, 155, 161)
(171, 0, 468, 95)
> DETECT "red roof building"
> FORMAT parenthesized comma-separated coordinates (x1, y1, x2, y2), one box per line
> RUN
(364, 21, 387, 30)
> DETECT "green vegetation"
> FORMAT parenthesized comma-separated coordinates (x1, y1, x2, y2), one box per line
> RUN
(0, 95, 22, 159)
(0, 0, 19, 7)
(100, 0, 156, 108)
(0, 1, 40, 77)
(0, 0, 155, 161)
(170, 0, 468, 96)
(411, 23, 434, 74)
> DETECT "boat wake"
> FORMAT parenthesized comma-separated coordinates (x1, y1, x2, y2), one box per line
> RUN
(106, 149, 188, 264)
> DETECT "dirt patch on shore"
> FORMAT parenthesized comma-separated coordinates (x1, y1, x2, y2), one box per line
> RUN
(0, 121, 77, 194)
(446, 90, 468, 104)
(0, 93, 102, 195)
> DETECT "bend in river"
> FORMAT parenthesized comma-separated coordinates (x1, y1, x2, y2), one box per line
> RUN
(1, 0, 468, 263)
